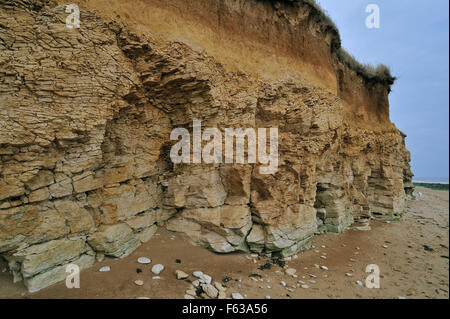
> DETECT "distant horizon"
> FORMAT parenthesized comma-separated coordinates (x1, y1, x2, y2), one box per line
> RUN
(413, 177, 449, 184)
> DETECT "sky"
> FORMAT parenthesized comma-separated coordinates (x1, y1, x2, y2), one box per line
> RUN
(318, 0, 449, 181)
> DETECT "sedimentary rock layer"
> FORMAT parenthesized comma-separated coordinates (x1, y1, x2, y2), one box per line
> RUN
(0, 0, 413, 292)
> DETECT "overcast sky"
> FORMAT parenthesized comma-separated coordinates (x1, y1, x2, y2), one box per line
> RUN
(318, 0, 449, 180)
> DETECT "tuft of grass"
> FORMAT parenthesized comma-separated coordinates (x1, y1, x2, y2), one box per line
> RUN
(302, 0, 339, 33)
(336, 48, 395, 85)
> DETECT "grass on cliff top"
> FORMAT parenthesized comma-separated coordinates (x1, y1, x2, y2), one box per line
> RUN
(337, 48, 396, 85)
(264, 0, 395, 85)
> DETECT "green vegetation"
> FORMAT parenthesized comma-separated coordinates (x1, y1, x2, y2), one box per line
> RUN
(414, 183, 449, 191)
(337, 48, 395, 85)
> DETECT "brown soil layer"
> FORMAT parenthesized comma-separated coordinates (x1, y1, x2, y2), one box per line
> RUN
(1, 187, 448, 299)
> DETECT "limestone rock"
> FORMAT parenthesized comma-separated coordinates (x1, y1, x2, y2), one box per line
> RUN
(137, 257, 151, 264)
(12, 237, 88, 278)
(134, 280, 144, 286)
(151, 264, 164, 275)
(0, 0, 412, 292)
(24, 254, 95, 293)
(202, 283, 219, 298)
(87, 224, 140, 258)
(175, 270, 189, 280)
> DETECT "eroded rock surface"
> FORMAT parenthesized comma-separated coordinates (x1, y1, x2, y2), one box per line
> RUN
(0, 0, 413, 292)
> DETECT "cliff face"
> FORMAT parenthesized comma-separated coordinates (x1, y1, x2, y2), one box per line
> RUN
(0, 0, 413, 292)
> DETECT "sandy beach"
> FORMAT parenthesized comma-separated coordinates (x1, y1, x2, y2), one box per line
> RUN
(0, 187, 448, 299)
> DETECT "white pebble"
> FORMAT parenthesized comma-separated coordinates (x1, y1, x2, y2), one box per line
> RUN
(134, 280, 144, 286)
(151, 264, 164, 275)
(137, 257, 151, 264)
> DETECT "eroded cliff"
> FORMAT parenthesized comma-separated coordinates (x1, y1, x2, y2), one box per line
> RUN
(0, 0, 413, 292)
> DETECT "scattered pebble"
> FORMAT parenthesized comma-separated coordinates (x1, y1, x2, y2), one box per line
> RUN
(265, 296, 271, 299)
(134, 280, 144, 286)
(186, 289, 197, 297)
(382, 245, 388, 249)
(152, 264, 164, 275)
(285, 268, 297, 276)
(152, 276, 161, 280)
(356, 280, 364, 286)
(184, 294, 195, 299)
(280, 281, 287, 287)
(232, 293, 244, 299)
(320, 265, 328, 270)
(194, 271, 212, 284)
(202, 283, 219, 298)
(301, 284, 310, 289)
(137, 257, 151, 264)
(175, 270, 189, 280)
(345, 273, 353, 277)
(99, 266, 110, 272)
(214, 282, 227, 292)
